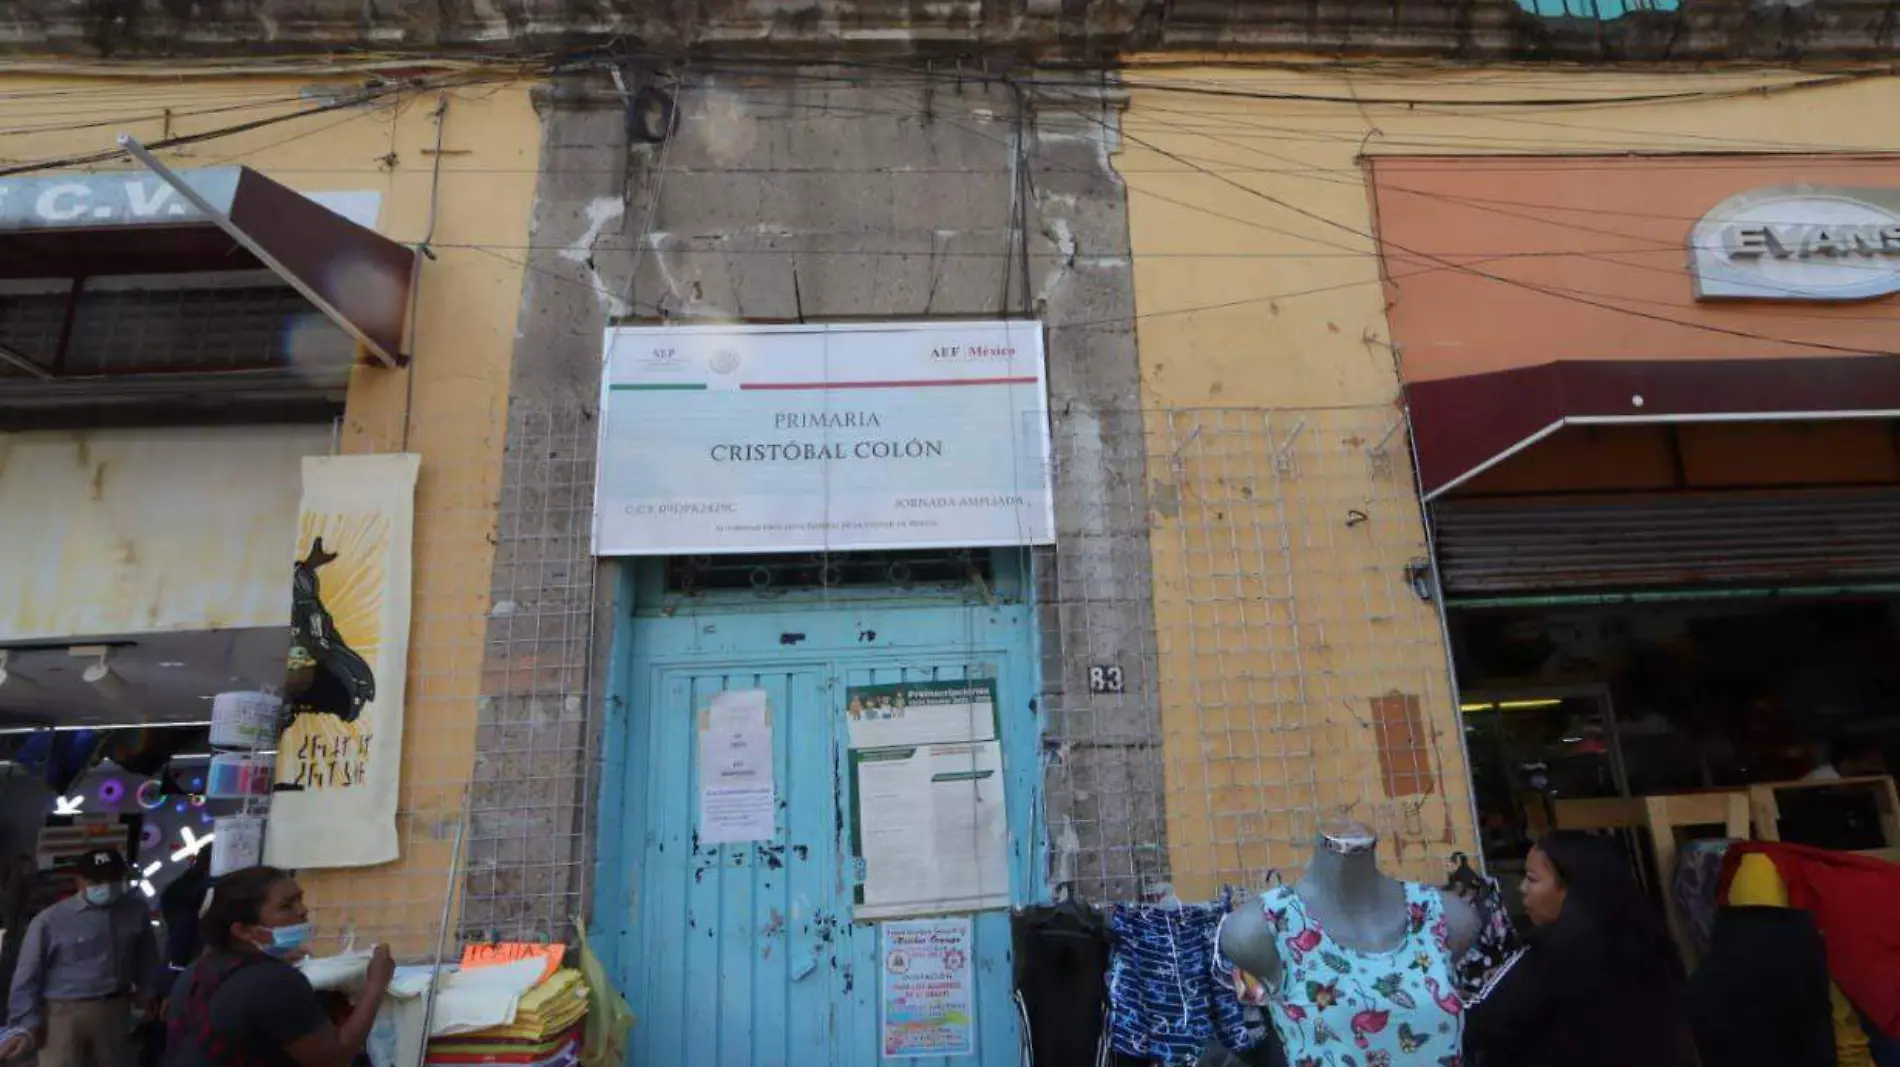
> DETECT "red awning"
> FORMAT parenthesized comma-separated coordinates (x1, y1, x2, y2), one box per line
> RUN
(1406, 356, 1900, 499)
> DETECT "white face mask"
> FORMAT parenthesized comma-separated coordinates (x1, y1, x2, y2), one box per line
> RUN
(82, 884, 122, 906)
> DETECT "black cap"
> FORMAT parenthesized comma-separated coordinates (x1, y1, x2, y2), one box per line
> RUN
(77, 849, 127, 881)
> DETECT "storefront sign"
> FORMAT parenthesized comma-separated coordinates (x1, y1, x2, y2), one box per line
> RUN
(1689, 186, 1900, 301)
(593, 321, 1052, 555)
(880, 919, 976, 1058)
(264, 453, 420, 870)
(0, 169, 381, 231)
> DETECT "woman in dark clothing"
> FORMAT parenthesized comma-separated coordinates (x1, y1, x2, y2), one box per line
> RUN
(163, 866, 390, 1067)
(1465, 831, 1685, 1067)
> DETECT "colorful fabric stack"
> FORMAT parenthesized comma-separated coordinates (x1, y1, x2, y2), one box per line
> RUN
(427, 969, 592, 1067)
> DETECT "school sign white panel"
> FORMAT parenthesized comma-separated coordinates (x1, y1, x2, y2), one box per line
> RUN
(593, 321, 1053, 556)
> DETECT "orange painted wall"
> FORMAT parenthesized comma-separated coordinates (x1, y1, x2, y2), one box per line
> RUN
(1370, 155, 1900, 384)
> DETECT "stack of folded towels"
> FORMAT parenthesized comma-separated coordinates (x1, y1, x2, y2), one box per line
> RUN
(425, 969, 591, 1067)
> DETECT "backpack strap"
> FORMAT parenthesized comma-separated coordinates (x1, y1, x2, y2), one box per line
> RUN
(168, 953, 270, 1067)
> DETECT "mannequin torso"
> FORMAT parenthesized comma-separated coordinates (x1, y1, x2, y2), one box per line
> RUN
(1221, 823, 1479, 987)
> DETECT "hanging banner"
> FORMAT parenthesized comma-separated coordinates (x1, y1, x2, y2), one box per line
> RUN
(852, 741, 1010, 919)
(881, 919, 976, 1058)
(593, 320, 1053, 556)
(264, 454, 420, 869)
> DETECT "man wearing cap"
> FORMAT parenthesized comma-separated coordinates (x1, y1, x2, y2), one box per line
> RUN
(3, 850, 158, 1067)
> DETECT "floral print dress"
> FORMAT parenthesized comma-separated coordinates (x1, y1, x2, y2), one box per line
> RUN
(1257, 882, 1466, 1067)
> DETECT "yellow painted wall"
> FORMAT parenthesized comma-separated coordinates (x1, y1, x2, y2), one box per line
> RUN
(1119, 64, 1893, 891)
(0, 70, 540, 950)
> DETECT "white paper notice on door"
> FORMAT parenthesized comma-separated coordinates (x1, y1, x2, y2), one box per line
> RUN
(853, 741, 1009, 919)
(698, 688, 776, 844)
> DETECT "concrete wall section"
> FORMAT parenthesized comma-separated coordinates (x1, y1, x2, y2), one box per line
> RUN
(473, 67, 1163, 930)
(8, 0, 1900, 65)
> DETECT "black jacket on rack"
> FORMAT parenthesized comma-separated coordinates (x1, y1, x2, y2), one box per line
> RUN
(1014, 899, 1112, 1067)
(1686, 906, 1836, 1067)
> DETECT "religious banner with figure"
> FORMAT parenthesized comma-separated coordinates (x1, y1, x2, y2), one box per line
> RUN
(263, 453, 420, 869)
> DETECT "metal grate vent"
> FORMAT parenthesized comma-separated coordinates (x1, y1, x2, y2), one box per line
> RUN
(0, 284, 355, 379)
(664, 550, 993, 593)
(1433, 490, 1900, 596)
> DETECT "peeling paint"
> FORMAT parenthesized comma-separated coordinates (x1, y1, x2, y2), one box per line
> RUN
(560, 197, 631, 317)
(1037, 215, 1077, 307)
(0, 424, 327, 642)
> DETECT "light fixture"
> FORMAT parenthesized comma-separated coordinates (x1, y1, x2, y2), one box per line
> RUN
(53, 795, 85, 815)
(73, 646, 134, 708)
(172, 827, 214, 862)
(0, 651, 46, 698)
(0, 720, 211, 737)
(1459, 698, 1564, 713)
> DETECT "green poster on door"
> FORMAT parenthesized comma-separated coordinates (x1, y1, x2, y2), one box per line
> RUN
(844, 678, 999, 750)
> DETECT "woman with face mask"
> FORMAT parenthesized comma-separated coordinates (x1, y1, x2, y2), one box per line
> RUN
(161, 866, 393, 1067)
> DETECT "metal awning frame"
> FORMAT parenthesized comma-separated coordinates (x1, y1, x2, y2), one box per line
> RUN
(1425, 407, 1900, 502)
(118, 135, 402, 369)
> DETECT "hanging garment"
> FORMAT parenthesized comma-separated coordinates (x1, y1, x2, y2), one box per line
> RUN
(1443, 872, 1522, 1004)
(1014, 900, 1112, 1067)
(1211, 915, 1290, 1067)
(1685, 906, 1835, 1067)
(1727, 851, 1871, 1067)
(1257, 883, 1465, 1067)
(1670, 839, 1733, 961)
(1108, 900, 1258, 1066)
(1723, 841, 1900, 1040)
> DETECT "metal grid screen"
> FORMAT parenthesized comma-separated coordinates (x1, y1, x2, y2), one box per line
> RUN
(295, 401, 600, 957)
(1042, 404, 1476, 903)
(300, 399, 1471, 954)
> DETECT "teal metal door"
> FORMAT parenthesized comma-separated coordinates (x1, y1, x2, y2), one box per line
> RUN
(594, 561, 1043, 1067)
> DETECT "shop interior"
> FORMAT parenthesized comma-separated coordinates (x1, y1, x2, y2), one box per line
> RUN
(0, 628, 288, 995)
(1452, 593, 1900, 916)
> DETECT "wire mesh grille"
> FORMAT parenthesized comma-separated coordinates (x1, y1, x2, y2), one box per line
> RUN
(298, 398, 1473, 954)
(1043, 404, 1476, 903)
(294, 401, 600, 958)
(0, 284, 353, 378)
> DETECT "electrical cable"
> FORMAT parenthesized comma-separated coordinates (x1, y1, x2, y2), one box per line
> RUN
(663, 53, 1879, 109)
(1111, 122, 1900, 315)
(1077, 94, 1900, 356)
(0, 69, 519, 179)
(771, 68, 1900, 350)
